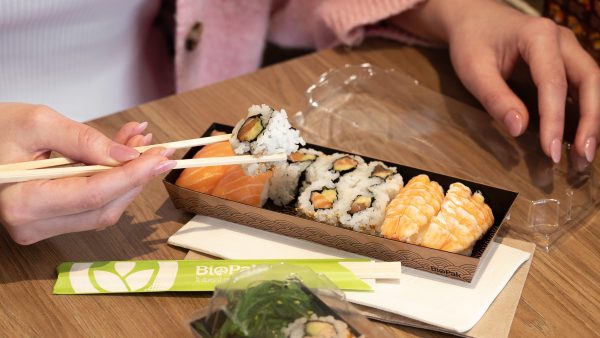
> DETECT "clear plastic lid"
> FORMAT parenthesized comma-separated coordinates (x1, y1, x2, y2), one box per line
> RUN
(294, 64, 599, 251)
(189, 263, 381, 337)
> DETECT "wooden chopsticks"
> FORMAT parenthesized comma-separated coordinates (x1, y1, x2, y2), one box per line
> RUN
(0, 133, 287, 183)
(0, 153, 286, 184)
(0, 134, 232, 171)
(339, 261, 402, 280)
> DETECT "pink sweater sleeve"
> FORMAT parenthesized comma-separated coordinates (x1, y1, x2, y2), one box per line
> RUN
(268, 0, 431, 49)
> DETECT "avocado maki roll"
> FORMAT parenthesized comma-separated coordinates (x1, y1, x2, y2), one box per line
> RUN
(231, 104, 305, 175)
(336, 187, 389, 235)
(333, 162, 403, 234)
(269, 148, 323, 206)
(297, 179, 339, 225)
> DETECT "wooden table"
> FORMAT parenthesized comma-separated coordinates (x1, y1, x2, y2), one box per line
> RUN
(1, 39, 599, 337)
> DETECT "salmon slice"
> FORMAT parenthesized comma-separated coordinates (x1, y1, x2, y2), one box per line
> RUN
(175, 141, 235, 194)
(211, 165, 272, 207)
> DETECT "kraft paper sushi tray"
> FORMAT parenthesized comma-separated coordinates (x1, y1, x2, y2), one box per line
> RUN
(164, 123, 517, 284)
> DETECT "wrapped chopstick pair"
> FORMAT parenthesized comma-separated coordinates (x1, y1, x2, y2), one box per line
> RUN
(53, 259, 403, 294)
(0, 133, 287, 184)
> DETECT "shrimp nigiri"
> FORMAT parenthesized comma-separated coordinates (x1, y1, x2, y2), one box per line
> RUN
(421, 183, 494, 253)
(380, 174, 444, 244)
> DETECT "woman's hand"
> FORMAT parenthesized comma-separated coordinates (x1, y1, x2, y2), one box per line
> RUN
(0, 103, 176, 244)
(391, 0, 600, 163)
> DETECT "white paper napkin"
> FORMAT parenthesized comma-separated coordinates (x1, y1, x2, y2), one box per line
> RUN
(168, 215, 531, 333)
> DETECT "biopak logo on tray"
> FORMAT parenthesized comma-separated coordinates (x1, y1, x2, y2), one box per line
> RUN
(69, 261, 179, 293)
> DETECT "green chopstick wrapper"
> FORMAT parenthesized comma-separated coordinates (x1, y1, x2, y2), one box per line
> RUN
(53, 259, 372, 294)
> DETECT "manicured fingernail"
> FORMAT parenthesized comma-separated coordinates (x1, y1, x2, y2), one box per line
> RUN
(142, 133, 153, 145)
(551, 138, 562, 163)
(153, 160, 176, 175)
(574, 154, 590, 172)
(160, 148, 176, 157)
(110, 143, 140, 162)
(503, 110, 523, 137)
(585, 137, 596, 162)
(133, 121, 148, 134)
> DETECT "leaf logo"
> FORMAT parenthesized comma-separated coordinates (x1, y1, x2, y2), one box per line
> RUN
(69, 261, 178, 293)
(124, 269, 155, 291)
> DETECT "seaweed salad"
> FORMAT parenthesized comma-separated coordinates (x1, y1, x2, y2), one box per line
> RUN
(192, 278, 361, 338)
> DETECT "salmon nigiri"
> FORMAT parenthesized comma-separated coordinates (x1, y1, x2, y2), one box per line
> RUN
(212, 165, 273, 207)
(175, 141, 235, 194)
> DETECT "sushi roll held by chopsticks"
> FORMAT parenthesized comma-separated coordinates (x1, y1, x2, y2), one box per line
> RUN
(231, 104, 306, 175)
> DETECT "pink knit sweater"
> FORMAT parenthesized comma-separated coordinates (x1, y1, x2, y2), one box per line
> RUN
(174, 0, 425, 92)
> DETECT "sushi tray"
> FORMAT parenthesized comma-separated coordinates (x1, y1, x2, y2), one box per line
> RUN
(164, 123, 518, 283)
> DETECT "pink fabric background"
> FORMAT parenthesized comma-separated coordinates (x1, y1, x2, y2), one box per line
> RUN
(174, 0, 426, 92)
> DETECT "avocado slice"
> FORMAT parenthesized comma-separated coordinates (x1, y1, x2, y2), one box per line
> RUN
(321, 189, 337, 202)
(305, 321, 337, 336)
(289, 152, 317, 162)
(349, 195, 372, 215)
(310, 188, 337, 210)
(333, 156, 358, 173)
(371, 164, 394, 179)
(237, 116, 264, 142)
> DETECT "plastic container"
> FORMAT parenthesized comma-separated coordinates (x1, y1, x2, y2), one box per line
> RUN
(189, 264, 381, 337)
(294, 64, 599, 251)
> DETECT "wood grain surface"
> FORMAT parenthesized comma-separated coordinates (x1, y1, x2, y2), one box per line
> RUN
(1, 39, 599, 337)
